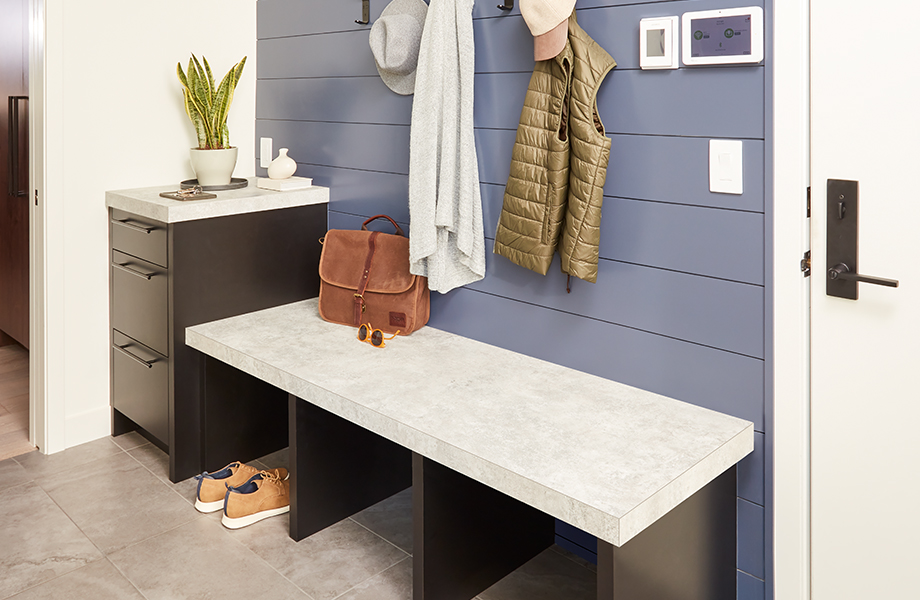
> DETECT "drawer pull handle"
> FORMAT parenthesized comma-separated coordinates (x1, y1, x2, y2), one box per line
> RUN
(113, 344, 154, 369)
(113, 262, 153, 280)
(113, 219, 155, 234)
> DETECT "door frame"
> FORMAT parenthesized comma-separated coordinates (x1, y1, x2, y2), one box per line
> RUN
(771, 0, 811, 598)
(28, 0, 66, 454)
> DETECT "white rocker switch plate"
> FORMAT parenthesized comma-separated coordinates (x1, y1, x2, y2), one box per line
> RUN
(709, 139, 743, 195)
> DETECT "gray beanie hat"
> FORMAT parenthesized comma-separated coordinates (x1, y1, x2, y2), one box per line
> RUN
(369, 0, 428, 95)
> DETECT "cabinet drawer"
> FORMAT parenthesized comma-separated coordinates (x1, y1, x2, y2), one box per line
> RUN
(111, 209, 167, 268)
(112, 250, 168, 356)
(112, 330, 168, 445)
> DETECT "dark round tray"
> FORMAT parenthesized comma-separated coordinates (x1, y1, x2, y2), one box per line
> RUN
(180, 178, 249, 191)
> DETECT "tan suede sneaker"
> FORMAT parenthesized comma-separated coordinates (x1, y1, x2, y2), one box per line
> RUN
(194, 462, 289, 514)
(221, 470, 291, 529)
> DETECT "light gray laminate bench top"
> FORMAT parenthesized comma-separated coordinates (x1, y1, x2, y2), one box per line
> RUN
(106, 178, 329, 223)
(186, 299, 753, 547)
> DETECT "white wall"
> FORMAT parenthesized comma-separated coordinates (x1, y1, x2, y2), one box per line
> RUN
(41, 0, 256, 450)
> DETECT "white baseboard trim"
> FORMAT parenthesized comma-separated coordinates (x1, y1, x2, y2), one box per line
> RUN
(64, 406, 111, 449)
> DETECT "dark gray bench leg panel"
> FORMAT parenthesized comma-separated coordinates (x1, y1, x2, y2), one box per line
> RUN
(597, 467, 736, 600)
(201, 355, 288, 473)
(288, 394, 412, 542)
(413, 453, 554, 600)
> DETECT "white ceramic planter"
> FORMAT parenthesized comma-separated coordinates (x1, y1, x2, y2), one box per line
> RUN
(189, 147, 238, 186)
(267, 148, 297, 180)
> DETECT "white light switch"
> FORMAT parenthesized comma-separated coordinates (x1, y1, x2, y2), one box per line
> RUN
(709, 139, 743, 194)
(260, 137, 273, 169)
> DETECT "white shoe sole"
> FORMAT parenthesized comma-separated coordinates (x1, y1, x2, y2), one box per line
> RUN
(194, 498, 225, 514)
(221, 505, 290, 529)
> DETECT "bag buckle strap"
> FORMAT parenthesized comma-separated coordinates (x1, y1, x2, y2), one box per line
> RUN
(354, 232, 380, 325)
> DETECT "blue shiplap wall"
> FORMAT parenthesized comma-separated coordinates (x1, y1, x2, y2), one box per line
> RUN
(256, 1, 770, 598)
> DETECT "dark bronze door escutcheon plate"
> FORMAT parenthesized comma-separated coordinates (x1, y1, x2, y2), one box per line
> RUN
(826, 179, 899, 300)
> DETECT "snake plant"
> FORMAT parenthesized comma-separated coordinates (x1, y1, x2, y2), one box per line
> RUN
(177, 55, 247, 149)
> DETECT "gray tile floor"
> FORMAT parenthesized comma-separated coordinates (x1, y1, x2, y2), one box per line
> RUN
(0, 433, 596, 599)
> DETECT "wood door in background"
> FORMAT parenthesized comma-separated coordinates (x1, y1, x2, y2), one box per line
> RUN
(0, 0, 29, 348)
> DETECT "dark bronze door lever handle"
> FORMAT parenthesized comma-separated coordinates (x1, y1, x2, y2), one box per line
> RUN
(827, 263, 898, 288)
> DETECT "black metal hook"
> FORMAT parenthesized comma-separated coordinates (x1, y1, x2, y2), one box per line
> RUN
(497, 0, 514, 10)
(356, 0, 370, 25)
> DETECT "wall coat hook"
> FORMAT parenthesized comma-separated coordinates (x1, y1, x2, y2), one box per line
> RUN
(497, 0, 514, 10)
(356, 0, 370, 25)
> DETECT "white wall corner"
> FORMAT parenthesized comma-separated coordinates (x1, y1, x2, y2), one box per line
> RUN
(64, 405, 111, 449)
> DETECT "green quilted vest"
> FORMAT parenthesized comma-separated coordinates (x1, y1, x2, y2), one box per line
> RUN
(494, 12, 616, 283)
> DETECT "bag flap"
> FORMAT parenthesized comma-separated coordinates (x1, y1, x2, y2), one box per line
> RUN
(319, 229, 416, 294)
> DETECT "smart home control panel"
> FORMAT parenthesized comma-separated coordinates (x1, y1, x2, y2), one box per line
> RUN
(681, 7, 763, 65)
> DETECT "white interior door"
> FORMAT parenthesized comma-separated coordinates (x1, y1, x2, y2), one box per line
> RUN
(811, 1, 920, 597)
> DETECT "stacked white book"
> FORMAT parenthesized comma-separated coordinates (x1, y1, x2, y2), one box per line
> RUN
(257, 176, 313, 191)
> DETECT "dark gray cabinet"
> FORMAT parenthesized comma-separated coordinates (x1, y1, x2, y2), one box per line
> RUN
(109, 200, 327, 482)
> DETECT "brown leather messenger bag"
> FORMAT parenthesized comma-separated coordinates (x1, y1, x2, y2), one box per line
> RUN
(318, 214, 430, 335)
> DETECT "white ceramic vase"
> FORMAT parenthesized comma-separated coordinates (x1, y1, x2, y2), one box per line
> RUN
(267, 148, 297, 180)
(189, 147, 238, 186)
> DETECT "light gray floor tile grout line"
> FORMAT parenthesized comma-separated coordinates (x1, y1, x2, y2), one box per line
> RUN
(7, 438, 193, 600)
(56, 488, 202, 560)
(329, 555, 413, 600)
(1, 484, 111, 600)
(346, 516, 413, 558)
(113, 439, 152, 452)
(2, 557, 154, 600)
(4, 479, 34, 494)
(10, 440, 308, 599)
(10, 442, 205, 593)
(104, 511, 210, 557)
(212, 521, 318, 600)
(10, 441, 469, 600)
(122, 444, 203, 507)
(23, 439, 126, 483)
(0, 557, 106, 600)
(103, 555, 155, 600)
(59, 443, 207, 557)
(34, 480, 109, 557)
(117, 445, 313, 598)
(324, 519, 412, 600)
(0, 449, 36, 464)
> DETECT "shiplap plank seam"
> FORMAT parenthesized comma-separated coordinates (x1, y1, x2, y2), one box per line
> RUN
(365, 260, 767, 362)
(327, 205, 765, 288)
(268, 162, 767, 216)
(256, 117, 763, 140)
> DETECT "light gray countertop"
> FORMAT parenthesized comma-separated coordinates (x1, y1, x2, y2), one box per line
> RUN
(186, 299, 753, 547)
(106, 178, 329, 223)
